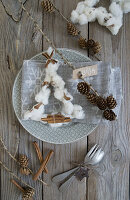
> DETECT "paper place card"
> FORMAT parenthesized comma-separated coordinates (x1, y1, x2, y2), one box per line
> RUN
(73, 64, 98, 79)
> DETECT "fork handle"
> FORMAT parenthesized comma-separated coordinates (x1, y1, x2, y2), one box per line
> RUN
(52, 167, 79, 183)
(59, 174, 76, 192)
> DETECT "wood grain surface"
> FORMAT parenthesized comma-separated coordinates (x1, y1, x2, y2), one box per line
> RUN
(0, 0, 130, 200)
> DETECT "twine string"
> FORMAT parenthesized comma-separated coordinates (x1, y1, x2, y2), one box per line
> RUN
(18, 0, 100, 96)
(0, 160, 34, 190)
(0, 136, 48, 186)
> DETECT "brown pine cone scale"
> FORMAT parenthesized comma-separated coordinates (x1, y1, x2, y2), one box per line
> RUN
(103, 109, 117, 121)
(22, 188, 35, 200)
(86, 93, 97, 104)
(77, 82, 90, 95)
(19, 155, 29, 168)
(78, 37, 87, 49)
(67, 22, 80, 36)
(20, 167, 30, 175)
(41, 0, 54, 12)
(92, 41, 102, 54)
(86, 39, 95, 48)
(106, 95, 117, 109)
(96, 97, 107, 110)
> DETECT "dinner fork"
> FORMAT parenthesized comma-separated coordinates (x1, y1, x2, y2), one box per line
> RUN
(52, 144, 104, 192)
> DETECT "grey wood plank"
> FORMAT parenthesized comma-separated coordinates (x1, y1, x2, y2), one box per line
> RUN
(0, 0, 43, 199)
(1, 0, 27, 22)
(87, 5, 130, 200)
(42, 0, 88, 199)
(17, 1, 44, 200)
(0, 1, 21, 199)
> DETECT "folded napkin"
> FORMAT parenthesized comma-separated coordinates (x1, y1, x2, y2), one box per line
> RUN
(21, 60, 122, 124)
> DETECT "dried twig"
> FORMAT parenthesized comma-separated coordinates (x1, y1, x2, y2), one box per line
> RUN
(0, 135, 48, 186)
(0, 160, 34, 189)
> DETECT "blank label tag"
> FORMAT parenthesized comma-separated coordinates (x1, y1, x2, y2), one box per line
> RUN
(73, 65, 97, 79)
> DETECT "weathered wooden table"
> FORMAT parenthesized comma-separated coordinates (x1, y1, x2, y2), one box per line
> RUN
(0, 0, 130, 199)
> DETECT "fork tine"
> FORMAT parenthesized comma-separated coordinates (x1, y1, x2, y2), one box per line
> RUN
(89, 145, 100, 159)
(91, 148, 102, 160)
(87, 144, 98, 157)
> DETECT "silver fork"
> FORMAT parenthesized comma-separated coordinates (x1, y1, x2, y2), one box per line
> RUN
(52, 144, 104, 192)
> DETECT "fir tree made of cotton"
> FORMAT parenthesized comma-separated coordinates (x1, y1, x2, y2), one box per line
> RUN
(24, 47, 85, 127)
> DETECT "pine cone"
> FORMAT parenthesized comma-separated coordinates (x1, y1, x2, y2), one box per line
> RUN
(67, 22, 80, 36)
(103, 109, 117, 121)
(91, 41, 102, 54)
(22, 188, 35, 200)
(77, 82, 90, 95)
(96, 97, 107, 110)
(20, 167, 30, 176)
(78, 37, 87, 49)
(106, 95, 117, 109)
(86, 93, 97, 104)
(19, 155, 29, 168)
(41, 0, 54, 12)
(86, 39, 95, 48)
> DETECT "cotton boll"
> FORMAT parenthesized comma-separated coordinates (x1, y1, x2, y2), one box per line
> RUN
(76, 2, 85, 14)
(54, 88, 64, 101)
(44, 74, 51, 83)
(24, 110, 32, 120)
(24, 104, 45, 121)
(109, 2, 123, 17)
(35, 85, 51, 105)
(46, 62, 59, 75)
(96, 7, 109, 25)
(70, 10, 80, 23)
(107, 23, 122, 35)
(72, 104, 85, 119)
(85, 0, 100, 7)
(96, 7, 108, 25)
(79, 14, 88, 25)
(85, 7, 97, 22)
(122, 2, 130, 13)
(97, 7, 108, 14)
(62, 101, 74, 115)
(52, 74, 65, 89)
(105, 16, 117, 26)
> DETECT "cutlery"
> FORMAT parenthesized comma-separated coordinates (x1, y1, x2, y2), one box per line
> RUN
(52, 144, 104, 192)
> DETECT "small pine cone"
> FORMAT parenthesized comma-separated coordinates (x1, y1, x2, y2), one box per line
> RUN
(91, 41, 102, 54)
(20, 167, 30, 176)
(67, 22, 80, 36)
(41, 0, 54, 12)
(103, 109, 117, 121)
(96, 97, 107, 110)
(19, 155, 29, 168)
(86, 39, 95, 48)
(77, 82, 90, 95)
(106, 95, 117, 109)
(86, 93, 97, 104)
(22, 188, 35, 200)
(78, 37, 87, 49)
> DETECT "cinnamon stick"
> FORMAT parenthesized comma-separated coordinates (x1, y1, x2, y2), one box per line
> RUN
(11, 179, 33, 200)
(34, 102, 43, 109)
(41, 114, 71, 123)
(33, 150, 54, 181)
(41, 117, 71, 123)
(11, 179, 25, 192)
(33, 141, 48, 174)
